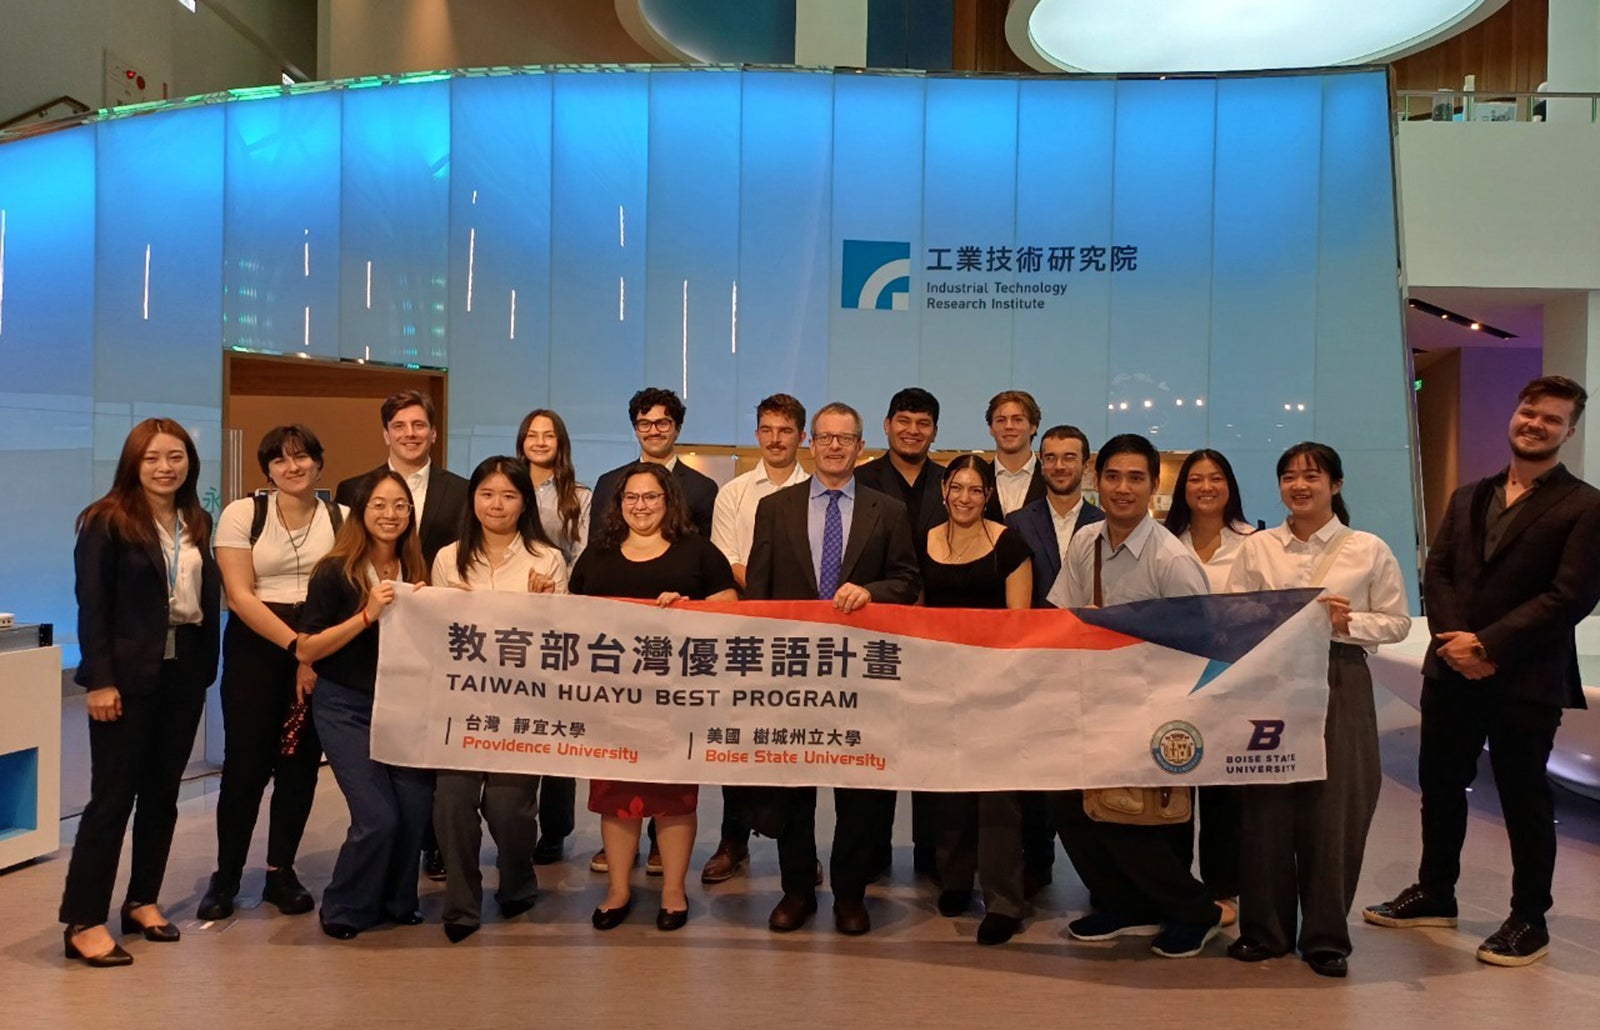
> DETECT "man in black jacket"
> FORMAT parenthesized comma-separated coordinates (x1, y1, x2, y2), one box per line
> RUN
(1364, 375, 1600, 967)
(588, 387, 718, 545)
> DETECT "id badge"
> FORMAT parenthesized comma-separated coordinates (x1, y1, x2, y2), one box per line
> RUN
(164, 627, 177, 661)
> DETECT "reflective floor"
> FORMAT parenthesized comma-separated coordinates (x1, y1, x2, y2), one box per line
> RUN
(6, 691, 1600, 1027)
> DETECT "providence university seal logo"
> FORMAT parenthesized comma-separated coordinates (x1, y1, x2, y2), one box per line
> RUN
(1151, 721, 1204, 775)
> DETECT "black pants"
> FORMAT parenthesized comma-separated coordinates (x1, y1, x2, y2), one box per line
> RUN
(1051, 789, 1215, 926)
(538, 776, 576, 840)
(60, 637, 208, 926)
(1417, 676, 1564, 927)
(1020, 790, 1056, 873)
(740, 786, 895, 900)
(935, 791, 1025, 917)
(1174, 785, 1242, 900)
(214, 610, 322, 883)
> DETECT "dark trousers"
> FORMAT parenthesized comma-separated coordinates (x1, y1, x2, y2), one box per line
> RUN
(433, 770, 540, 928)
(1020, 790, 1056, 873)
(935, 791, 1025, 917)
(538, 776, 576, 840)
(313, 677, 434, 928)
(213, 612, 322, 883)
(742, 786, 894, 900)
(60, 640, 208, 926)
(1417, 676, 1564, 927)
(1052, 789, 1215, 926)
(1239, 645, 1381, 956)
(1176, 785, 1242, 899)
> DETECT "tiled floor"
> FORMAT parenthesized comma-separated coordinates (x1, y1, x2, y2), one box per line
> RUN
(6, 691, 1600, 1027)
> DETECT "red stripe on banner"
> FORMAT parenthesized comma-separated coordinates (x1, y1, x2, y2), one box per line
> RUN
(604, 598, 1141, 652)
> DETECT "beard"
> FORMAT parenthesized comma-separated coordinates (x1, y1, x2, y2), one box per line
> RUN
(1509, 436, 1562, 462)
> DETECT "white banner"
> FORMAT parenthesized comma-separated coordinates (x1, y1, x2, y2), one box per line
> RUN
(371, 587, 1332, 791)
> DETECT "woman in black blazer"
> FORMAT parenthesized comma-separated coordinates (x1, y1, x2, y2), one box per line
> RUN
(61, 418, 221, 967)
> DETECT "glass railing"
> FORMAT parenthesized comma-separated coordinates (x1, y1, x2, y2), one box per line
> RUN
(1396, 89, 1600, 123)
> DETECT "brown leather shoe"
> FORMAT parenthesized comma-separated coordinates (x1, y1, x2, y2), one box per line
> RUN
(834, 897, 871, 935)
(768, 892, 818, 932)
(701, 840, 749, 884)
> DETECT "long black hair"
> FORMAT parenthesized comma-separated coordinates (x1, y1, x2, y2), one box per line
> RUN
(1164, 449, 1251, 538)
(941, 453, 998, 552)
(456, 456, 555, 582)
(1276, 441, 1350, 526)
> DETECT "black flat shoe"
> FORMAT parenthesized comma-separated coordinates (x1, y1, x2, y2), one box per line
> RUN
(196, 874, 238, 921)
(320, 921, 360, 940)
(64, 927, 133, 967)
(499, 897, 536, 920)
(387, 909, 425, 926)
(592, 900, 633, 930)
(1228, 936, 1286, 963)
(262, 868, 315, 916)
(1304, 950, 1348, 978)
(120, 903, 179, 942)
(976, 913, 1021, 945)
(656, 907, 689, 932)
(443, 923, 479, 943)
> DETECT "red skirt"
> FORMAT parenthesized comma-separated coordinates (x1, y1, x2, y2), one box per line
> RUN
(588, 780, 699, 819)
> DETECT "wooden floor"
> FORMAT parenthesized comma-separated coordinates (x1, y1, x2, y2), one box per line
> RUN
(6, 693, 1600, 1027)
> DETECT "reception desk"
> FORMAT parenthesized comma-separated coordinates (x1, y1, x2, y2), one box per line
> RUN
(0, 630, 62, 870)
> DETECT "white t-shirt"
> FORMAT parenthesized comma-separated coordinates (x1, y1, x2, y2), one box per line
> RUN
(431, 538, 569, 594)
(215, 494, 345, 604)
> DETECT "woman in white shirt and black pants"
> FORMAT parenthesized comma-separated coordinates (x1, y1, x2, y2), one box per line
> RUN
(1224, 442, 1411, 978)
(430, 457, 569, 942)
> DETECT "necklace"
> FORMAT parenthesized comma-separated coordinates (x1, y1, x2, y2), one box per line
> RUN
(945, 527, 989, 562)
(277, 494, 316, 590)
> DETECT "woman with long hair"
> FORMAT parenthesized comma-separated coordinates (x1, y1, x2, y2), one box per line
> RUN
(61, 418, 220, 967)
(1224, 442, 1411, 978)
(920, 454, 1034, 945)
(199, 425, 343, 922)
(429, 457, 567, 942)
(568, 463, 737, 932)
(297, 469, 429, 940)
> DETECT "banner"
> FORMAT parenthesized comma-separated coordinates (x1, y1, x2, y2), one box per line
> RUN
(371, 587, 1332, 791)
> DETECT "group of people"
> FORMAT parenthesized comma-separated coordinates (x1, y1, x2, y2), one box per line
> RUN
(59, 375, 1600, 980)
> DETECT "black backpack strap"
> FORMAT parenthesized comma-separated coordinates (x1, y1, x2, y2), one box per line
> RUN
(323, 497, 344, 534)
(248, 492, 270, 546)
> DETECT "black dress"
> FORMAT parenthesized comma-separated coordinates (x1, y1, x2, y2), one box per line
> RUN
(921, 529, 1033, 609)
(569, 534, 736, 818)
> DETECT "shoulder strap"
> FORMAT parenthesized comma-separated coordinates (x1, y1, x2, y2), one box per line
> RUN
(1308, 526, 1352, 588)
(248, 492, 269, 546)
(1092, 535, 1104, 607)
(323, 497, 344, 534)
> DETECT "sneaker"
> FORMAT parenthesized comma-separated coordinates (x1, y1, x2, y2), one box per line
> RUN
(1067, 911, 1163, 941)
(645, 843, 663, 876)
(1476, 916, 1550, 967)
(1151, 919, 1222, 958)
(423, 848, 446, 882)
(1362, 883, 1458, 928)
(700, 840, 749, 884)
(589, 848, 608, 873)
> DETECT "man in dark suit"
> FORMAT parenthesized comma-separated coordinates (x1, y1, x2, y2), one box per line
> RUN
(1364, 375, 1600, 967)
(982, 390, 1046, 521)
(741, 401, 921, 935)
(333, 389, 469, 569)
(588, 387, 718, 546)
(1005, 423, 1104, 894)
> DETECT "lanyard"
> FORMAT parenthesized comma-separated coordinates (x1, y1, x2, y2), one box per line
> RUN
(165, 516, 183, 601)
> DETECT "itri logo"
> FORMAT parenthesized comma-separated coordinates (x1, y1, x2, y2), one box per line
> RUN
(840, 239, 911, 311)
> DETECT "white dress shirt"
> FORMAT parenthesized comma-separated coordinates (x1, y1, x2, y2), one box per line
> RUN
(1047, 514, 1209, 608)
(392, 459, 430, 525)
(155, 516, 205, 626)
(1224, 517, 1411, 650)
(1049, 496, 1085, 566)
(431, 537, 569, 594)
(1179, 523, 1253, 593)
(712, 461, 810, 568)
(995, 454, 1038, 516)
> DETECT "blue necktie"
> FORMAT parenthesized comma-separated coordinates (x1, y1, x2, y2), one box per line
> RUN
(819, 489, 843, 600)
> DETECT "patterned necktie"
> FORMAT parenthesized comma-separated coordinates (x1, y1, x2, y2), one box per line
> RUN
(819, 489, 843, 600)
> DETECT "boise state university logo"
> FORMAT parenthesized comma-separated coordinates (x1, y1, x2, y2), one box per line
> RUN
(1151, 720, 1204, 774)
(840, 239, 911, 310)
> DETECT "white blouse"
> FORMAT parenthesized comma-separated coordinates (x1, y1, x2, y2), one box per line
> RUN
(155, 516, 205, 626)
(1179, 523, 1253, 593)
(432, 537, 569, 594)
(1225, 517, 1411, 650)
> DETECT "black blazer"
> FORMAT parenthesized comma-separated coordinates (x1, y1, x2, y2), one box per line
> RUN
(851, 454, 948, 548)
(589, 460, 718, 546)
(1423, 464, 1600, 708)
(74, 515, 221, 696)
(982, 463, 1047, 523)
(1005, 496, 1105, 608)
(335, 463, 469, 567)
(745, 480, 921, 604)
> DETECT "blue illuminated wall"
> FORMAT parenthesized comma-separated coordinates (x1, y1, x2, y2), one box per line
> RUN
(0, 67, 1418, 663)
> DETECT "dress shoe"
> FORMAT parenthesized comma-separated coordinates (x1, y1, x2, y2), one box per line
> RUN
(592, 899, 633, 930)
(701, 840, 750, 884)
(977, 913, 1022, 946)
(387, 909, 425, 926)
(1023, 865, 1053, 898)
(443, 923, 478, 944)
(262, 867, 315, 916)
(499, 897, 536, 920)
(196, 873, 238, 921)
(423, 848, 447, 882)
(1227, 936, 1285, 962)
(120, 903, 180, 942)
(1304, 950, 1348, 978)
(768, 892, 818, 932)
(645, 843, 664, 876)
(656, 907, 689, 932)
(64, 926, 133, 967)
(531, 835, 566, 865)
(938, 889, 974, 917)
(320, 921, 360, 940)
(834, 897, 871, 936)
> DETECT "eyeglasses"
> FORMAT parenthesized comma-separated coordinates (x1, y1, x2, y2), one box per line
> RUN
(368, 501, 412, 515)
(622, 491, 665, 507)
(634, 417, 676, 434)
(813, 433, 860, 447)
